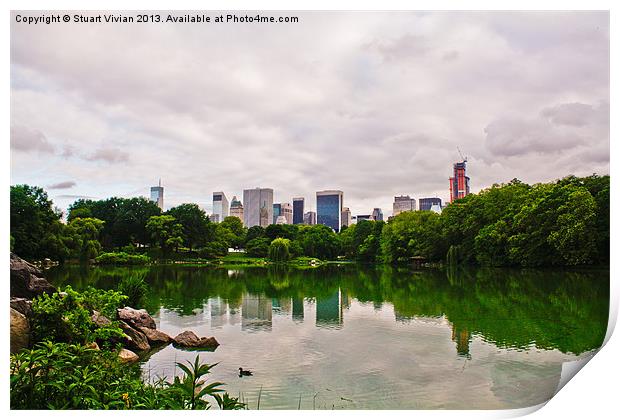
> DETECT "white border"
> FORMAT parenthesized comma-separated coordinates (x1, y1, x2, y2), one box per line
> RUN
(3, 1, 617, 419)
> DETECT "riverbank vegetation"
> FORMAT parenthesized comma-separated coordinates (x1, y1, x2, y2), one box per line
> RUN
(11, 282, 245, 410)
(10, 174, 609, 267)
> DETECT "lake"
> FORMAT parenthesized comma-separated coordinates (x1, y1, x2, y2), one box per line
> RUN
(46, 264, 609, 410)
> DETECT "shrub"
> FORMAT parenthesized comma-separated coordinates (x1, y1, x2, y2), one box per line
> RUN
(118, 273, 149, 308)
(95, 252, 151, 265)
(10, 342, 245, 410)
(31, 286, 125, 345)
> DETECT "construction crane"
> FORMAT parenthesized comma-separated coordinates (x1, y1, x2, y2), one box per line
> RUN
(457, 147, 467, 163)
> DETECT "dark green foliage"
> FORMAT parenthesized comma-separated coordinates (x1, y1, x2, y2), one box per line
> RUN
(68, 197, 162, 249)
(219, 216, 246, 249)
(245, 225, 266, 243)
(296, 225, 341, 260)
(269, 238, 291, 262)
(10, 185, 68, 261)
(31, 286, 125, 345)
(95, 252, 151, 265)
(245, 237, 271, 257)
(167, 203, 212, 251)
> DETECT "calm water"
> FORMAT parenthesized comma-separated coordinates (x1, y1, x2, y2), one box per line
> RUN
(47, 264, 609, 409)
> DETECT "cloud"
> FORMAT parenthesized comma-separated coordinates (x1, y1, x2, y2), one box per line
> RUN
(47, 181, 76, 189)
(10, 125, 54, 153)
(9, 11, 609, 215)
(86, 148, 129, 163)
(485, 100, 608, 159)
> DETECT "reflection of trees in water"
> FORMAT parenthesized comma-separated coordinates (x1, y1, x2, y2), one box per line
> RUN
(47, 264, 608, 356)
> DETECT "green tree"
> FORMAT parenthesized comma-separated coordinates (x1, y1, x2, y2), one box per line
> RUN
(66, 217, 105, 261)
(167, 203, 211, 251)
(219, 216, 246, 248)
(297, 225, 341, 260)
(146, 215, 184, 256)
(269, 238, 291, 262)
(245, 237, 270, 257)
(10, 184, 67, 261)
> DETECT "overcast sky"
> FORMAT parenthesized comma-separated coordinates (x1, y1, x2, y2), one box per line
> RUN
(10, 11, 609, 217)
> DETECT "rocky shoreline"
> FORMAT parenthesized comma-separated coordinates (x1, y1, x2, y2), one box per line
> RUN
(10, 252, 218, 362)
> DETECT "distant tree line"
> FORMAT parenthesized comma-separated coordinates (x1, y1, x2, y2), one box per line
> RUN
(10, 174, 609, 266)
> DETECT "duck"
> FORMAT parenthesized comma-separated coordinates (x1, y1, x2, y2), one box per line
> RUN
(238, 367, 253, 377)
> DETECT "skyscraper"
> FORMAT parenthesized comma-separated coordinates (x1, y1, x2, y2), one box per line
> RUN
(316, 190, 343, 232)
(243, 188, 274, 228)
(303, 211, 316, 225)
(393, 195, 416, 216)
(212, 192, 229, 223)
(150, 179, 164, 210)
(419, 197, 442, 211)
(449, 160, 470, 202)
(292, 197, 304, 224)
(273, 203, 281, 224)
(229, 196, 244, 223)
(372, 208, 384, 222)
(281, 202, 293, 224)
(341, 207, 351, 228)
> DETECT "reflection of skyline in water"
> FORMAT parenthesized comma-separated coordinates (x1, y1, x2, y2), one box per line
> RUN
(207, 289, 351, 331)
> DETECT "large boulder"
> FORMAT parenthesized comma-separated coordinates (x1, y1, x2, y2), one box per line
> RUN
(10, 253, 57, 299)
(118, 348, 139, 364)
(119, 320, 151, 353)
(10, 308, 30, 353)
(10, 297, 32, 318)
(117, 307, 156, 330)
(138, 327, 172, 346)
(173, 331, 219, 350)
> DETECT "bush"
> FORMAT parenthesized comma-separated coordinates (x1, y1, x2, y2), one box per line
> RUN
(198, 241, 228, 259)
(268, 238, 291, 262)
(31, 286, 125, 345)
(95, 252, 151, 265)
(118, 273, 149, 308)
(10, 342, 245, 410)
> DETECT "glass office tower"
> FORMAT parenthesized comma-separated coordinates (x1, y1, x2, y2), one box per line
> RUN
(316, 190, 343, 232)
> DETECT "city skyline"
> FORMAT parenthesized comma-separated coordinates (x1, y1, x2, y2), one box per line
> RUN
(10, 11, 609, 218)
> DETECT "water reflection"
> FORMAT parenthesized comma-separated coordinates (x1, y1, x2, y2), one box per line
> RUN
(47, 264, 608, 357)
(46, 264, 609, 409)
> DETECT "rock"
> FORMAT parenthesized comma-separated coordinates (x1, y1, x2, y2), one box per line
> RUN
(117, 307, 156, 330)
(86, 342, 100, 351)
(138, 327, 172, 345)
(10, 253, 57, 299)
(118, 348, 139, 363)
(91, 310, 112, 327)
(173, 331, 219, 350)
(10, 297, 32, 318)
(119, 320, 150, 353)
(10, 308, 30, 353)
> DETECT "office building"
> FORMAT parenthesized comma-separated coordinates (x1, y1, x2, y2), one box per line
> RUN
(273, 203, 281, 225)
(430, 203, 443, 214)
(293, 197, 305, 224)
(275, 215, 287, 225)
(341, 207, 352, 228)
(243, 188, 274, 228)
(211, 192, 228, 223)
(393, 195, 416, 216)
(316, 190, 343, 232)
(303, 211, 317, 225)
(449, 160, 470, 202)
(280, 202, 293, 224)
(150, 179, 164, 210)
(372, 208, 384, 222)
(229, 196, 244, 222)
(419, 197, 442, 211)
(356, 214, 372, 222)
